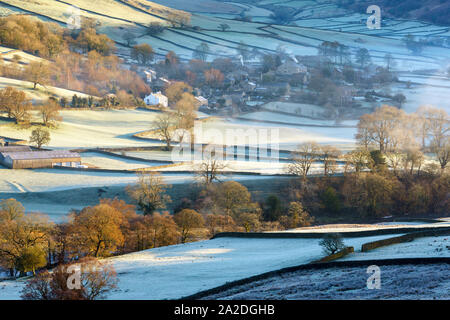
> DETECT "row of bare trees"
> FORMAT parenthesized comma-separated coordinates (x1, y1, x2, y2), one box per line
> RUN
(288, 142, 342, 179)
(356, 105, 449, 171)
(288, 105, 449, 180)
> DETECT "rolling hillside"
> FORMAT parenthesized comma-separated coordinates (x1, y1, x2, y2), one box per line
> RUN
(0, 0, 448, 68)
(336, 0, 450, 25)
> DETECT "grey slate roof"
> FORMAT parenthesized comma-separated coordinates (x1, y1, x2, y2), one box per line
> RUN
(0, 146, 32, 153)
(1, 150, 81, 161)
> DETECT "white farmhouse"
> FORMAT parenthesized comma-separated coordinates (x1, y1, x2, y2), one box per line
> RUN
(144, 92, 168, 107)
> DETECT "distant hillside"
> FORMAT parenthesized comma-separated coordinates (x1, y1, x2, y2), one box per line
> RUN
(336, 0, 450, 25)
(0, 0, 187, 25)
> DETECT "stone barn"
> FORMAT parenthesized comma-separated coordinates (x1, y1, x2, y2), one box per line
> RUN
(0, 150, 81, 169)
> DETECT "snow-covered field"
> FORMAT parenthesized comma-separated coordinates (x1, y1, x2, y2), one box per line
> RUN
(200, 118, 356, 151)
(0, 234, 404, 300)
(0, 109, 164, 149)
(280, 221, 450, 233)
(0, 168, 281, 193)
(201, 263, 450, 300)
(80, 152, 168, 170)
(1, 0, 449, 71)
(0, 77, 93, 103)
(341, 236, 450, 261)
(238, 111, 357, 127)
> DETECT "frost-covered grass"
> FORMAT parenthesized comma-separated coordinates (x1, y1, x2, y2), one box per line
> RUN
(341, 236, 450, 261)
(0, 0, 167, 25)
(81, 152, 166, 170)
(0, 279, 24, 300)
(0, 47, 46, 65)
(201, 263, 450, 300)
(262, 101, 327, 117)
(0, 77, 93, 103)
(200, 118, 356, 150)
(0, 109, 162, 148)
(149, 0, 242, 14)
(0, 234, 404, 300)
(0, 167, 281, 193)
(2, 0, 449, 71)
(238, 111, 357, 127)
(397, 85, 450, 114)
(282, 221, 450, 234)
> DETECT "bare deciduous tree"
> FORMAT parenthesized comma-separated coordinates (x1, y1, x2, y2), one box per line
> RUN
(343, 148, 372, 174)
(320, 145, 341, 176)
(403, 148, 424, 176)
(153, 113, 177, 150)
(0, 86, 32, 124)
(196, 152, 226, 185)
(173, 209, 204, 243)
(126, 172, 171, 216)
(40, 99, 62, 127)
(288, 142, 320, 180)
(26, 61, 50, 90)
(356, 105, 406, 153)
(319, 233, 345, 255)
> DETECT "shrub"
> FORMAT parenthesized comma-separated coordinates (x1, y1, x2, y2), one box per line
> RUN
(319, 233, 345, 255)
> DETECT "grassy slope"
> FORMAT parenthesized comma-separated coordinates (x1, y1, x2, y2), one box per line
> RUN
(0, 76, 94, 102)
(0, 0, 449, 67)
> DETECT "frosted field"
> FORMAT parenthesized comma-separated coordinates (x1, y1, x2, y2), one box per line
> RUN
(0, 168, 282, 193)
(341, 236, 450, 261)
(282, 221, 450, 234)
(0, 107, 357, 152)
(238, 111, 357, 127)
(0, 77, 93, 102)
(1, 0, 449, 71)
(200, 118, 356, 151)
(80, 152, 169, 170)
(0, 234, 404, 300)
(157, 159, 291, 175)
(398, 75, 450, 88)
(202, 263, 450, 300)
(0, 168, 141, 193)
(0, 47, 46, 65)
(397, 86, 450, 114)
(262, 102, 327, 118)
(149, 0, 242, 14)
(0, 0, 164, 26)
(0, 109, 162, 148)
(120, 150, 177, 161)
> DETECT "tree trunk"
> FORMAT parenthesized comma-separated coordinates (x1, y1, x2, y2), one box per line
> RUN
(94, 241, 102, 258)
